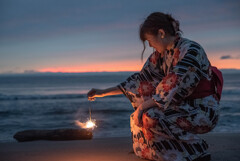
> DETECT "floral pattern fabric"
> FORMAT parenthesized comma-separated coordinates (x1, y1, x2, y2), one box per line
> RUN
(118, 37, 220, 161)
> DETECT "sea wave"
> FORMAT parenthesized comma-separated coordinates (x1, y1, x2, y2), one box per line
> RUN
(0, 93, 123, 101)
(0, 89, 239, 101)
(221, 89, 240, 95)
(0, 94, 85, 100)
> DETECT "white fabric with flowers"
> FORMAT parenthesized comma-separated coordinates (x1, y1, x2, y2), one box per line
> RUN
(118, 37, 220, 161)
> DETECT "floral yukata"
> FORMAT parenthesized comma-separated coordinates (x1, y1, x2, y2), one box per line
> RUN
(118, 37, 220, 161)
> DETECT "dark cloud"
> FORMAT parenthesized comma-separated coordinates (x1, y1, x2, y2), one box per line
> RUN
(220, 55, 240, 59)
(24, 70, 40, 74)
(220, 55, 232, 59)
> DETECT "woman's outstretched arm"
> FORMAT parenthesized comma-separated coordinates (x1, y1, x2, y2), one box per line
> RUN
(87, 86, 122, 101)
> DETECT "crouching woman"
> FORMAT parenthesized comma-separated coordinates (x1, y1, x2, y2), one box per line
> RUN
(88, 12, 223, 161)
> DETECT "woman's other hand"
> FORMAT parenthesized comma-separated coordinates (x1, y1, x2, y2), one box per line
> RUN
(87, 88, 103, 101)
(133, 106, 144, 127)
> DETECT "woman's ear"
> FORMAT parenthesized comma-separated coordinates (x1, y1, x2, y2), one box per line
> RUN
(158, 29, 165, 39)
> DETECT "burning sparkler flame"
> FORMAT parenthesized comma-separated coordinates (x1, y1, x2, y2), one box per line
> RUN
(86, 120, 95, 128)
(75, 120, 96, 129)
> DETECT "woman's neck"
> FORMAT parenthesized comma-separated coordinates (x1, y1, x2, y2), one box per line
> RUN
(165, 36, 177, 50)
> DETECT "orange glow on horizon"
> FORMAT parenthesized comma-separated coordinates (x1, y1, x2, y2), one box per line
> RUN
(39, 60, 143, 73)
(208, 51, 240, 69)
(38, 55, 240, 73)
(211, 59, 240, 69)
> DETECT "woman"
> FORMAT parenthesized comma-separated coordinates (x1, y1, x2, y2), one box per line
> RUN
(87, 12, 222, 161)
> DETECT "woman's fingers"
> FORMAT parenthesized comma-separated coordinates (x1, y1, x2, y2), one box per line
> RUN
(87, 88, 104, 101)
(88, 96, 96, 101)
(133, 109, 143, 127)
(88, 97, 96, 101)
(87, 89, 96, 101)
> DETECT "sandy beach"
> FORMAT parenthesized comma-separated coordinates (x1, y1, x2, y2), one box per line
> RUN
(0, 133, 240, 161)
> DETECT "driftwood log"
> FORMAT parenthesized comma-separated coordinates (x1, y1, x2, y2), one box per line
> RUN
(13, 128, 93, 142)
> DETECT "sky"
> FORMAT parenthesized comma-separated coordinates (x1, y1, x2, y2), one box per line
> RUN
(0, 0, 240, 74)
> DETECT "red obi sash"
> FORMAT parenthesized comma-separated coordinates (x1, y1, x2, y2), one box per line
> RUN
(186, 66, 223, 100)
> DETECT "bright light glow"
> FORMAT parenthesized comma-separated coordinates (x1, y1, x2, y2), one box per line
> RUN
(86, 120, 95, 128)
(75, 120, 96, 129)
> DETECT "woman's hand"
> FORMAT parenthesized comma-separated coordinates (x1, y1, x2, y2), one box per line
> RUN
(133, 105, 144, 127)
(87, 88, 104, 101)
(133, 99, 157, 127)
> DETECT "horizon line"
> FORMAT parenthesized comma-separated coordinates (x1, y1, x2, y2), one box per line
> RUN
(0, 70, 138, 75)
(1, 68, 240, 75)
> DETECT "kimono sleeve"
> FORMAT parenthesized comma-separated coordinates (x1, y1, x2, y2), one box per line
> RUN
(117, 52, 164, 109)
(152, 46, 208, 110)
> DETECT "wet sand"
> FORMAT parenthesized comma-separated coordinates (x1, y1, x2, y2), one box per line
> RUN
(0, 133, 240, 161)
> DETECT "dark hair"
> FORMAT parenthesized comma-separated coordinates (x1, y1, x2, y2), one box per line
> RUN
(139, 12, 181, 60)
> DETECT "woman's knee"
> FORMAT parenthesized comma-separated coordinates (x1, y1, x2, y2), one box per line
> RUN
(176, 113, 217, 134)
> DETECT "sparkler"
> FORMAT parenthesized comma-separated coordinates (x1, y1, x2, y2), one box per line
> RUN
(85, 102, 96, 129)
(75, 101, 96, 129)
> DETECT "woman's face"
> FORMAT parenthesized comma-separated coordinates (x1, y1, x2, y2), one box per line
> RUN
(145, 32, 167, 54)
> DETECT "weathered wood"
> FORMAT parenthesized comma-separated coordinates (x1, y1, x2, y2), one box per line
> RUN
(13, 128, 93, 142)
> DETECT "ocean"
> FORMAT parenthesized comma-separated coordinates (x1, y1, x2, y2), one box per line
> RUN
(0, 72, 239, 142)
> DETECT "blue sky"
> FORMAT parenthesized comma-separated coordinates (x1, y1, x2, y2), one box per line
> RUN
(0, 0, 240, 73)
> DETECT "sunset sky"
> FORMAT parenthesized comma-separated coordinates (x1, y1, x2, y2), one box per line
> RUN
(0, 0, 240, 74)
